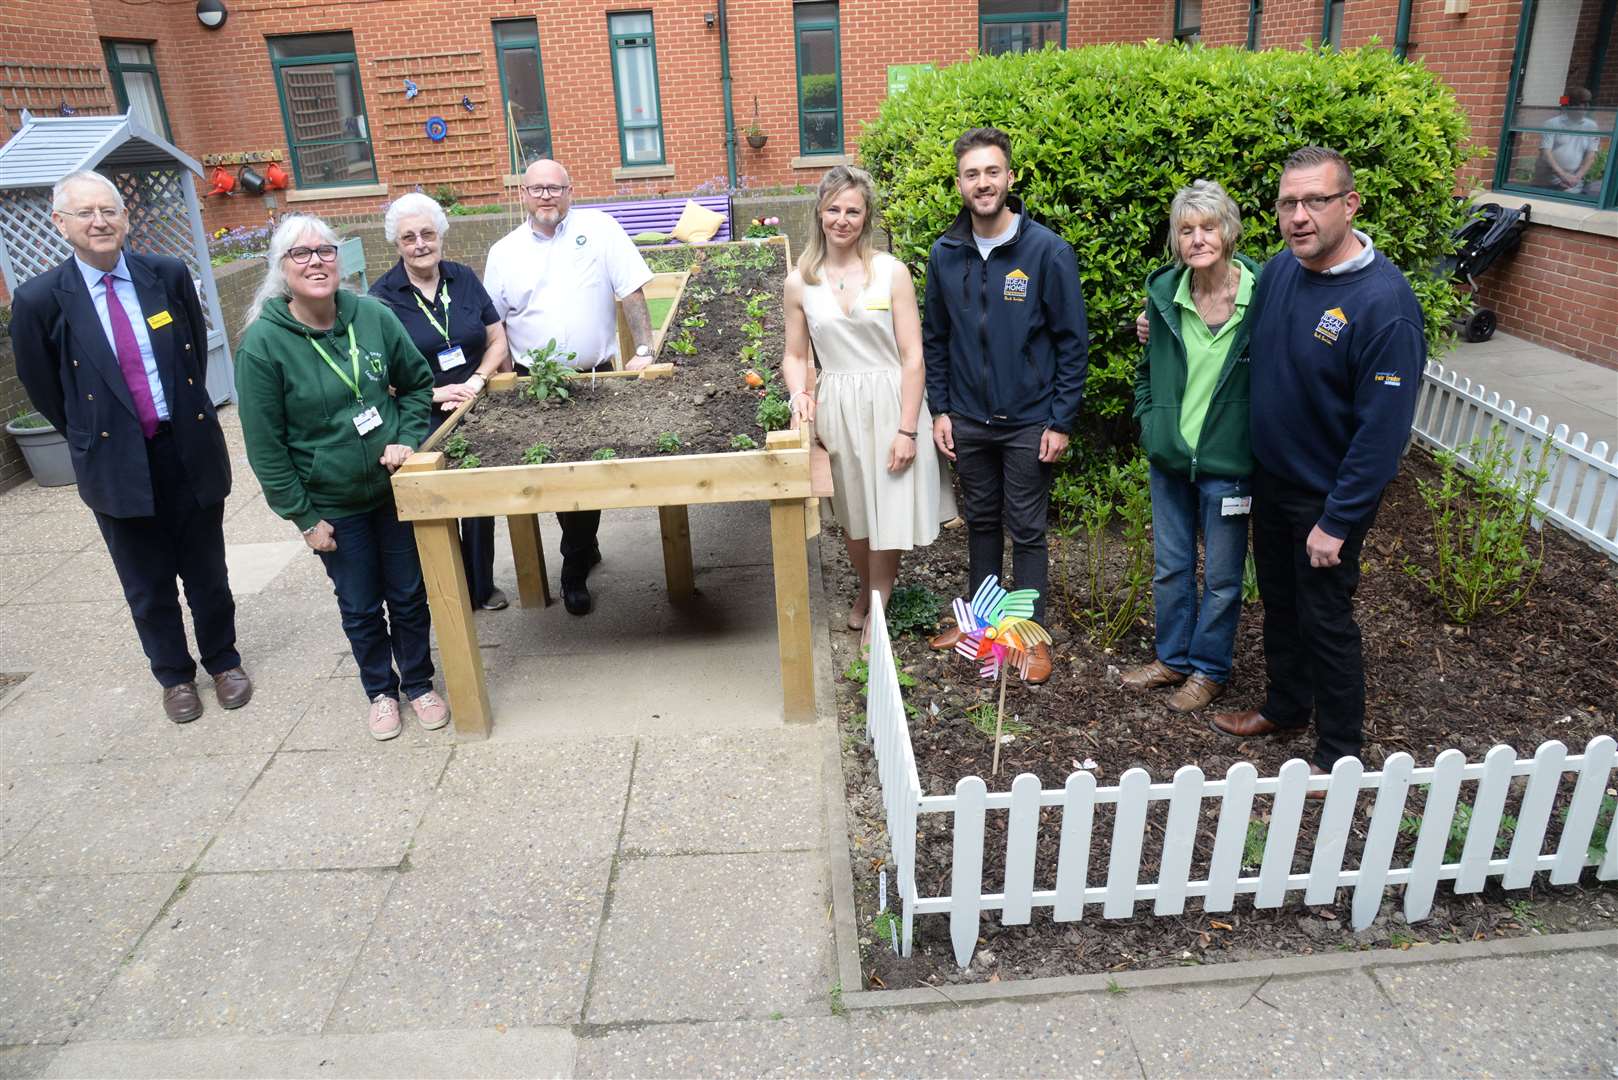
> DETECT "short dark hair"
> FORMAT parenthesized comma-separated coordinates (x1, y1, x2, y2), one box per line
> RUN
(953, 127, 1013, 170)
(1282, 145, 1355, 192)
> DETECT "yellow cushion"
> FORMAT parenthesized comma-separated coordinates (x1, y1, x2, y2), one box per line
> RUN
(670, 200, 724, 244)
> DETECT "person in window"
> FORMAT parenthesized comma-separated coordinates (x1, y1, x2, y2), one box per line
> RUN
(781, 166, 956, 646)
(236, 214, 444, 742)
(1121, 181, 1260, 714)
(370, 192, 512, 611)
(1533, 88, 1601, 195)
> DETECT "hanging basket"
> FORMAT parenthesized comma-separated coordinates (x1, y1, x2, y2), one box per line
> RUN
(746, 132, 768, 150)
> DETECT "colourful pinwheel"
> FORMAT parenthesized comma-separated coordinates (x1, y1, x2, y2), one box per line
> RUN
(951, 576, 1052, 680)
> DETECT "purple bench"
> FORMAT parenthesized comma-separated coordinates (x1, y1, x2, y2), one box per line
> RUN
(576, 194, 732, 244)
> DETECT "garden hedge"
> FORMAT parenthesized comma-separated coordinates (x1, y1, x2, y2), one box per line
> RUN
(860, 43, 1476, 437)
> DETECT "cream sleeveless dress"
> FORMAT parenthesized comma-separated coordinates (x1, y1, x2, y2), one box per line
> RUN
(802, 252, 955, 550)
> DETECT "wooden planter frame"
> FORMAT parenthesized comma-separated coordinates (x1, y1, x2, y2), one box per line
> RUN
(390, 235, 822, 739)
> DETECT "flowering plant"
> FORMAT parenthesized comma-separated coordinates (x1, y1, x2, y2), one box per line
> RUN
(208, 224, 270, 266)
(744, 215, 781, 238)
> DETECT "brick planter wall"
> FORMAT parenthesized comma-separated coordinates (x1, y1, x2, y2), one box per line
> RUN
(1476, 224, 1618, 369)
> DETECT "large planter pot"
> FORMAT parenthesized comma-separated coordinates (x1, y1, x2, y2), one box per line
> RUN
(4, 414, 75, 487)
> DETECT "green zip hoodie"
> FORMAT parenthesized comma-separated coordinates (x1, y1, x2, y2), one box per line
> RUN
(1132, 253, 1261, 480)
(236, 290, 434, 531)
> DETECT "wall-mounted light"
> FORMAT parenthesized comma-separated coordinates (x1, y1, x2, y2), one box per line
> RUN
(196, 0, 228, 30)
(704, 11, 716, 29)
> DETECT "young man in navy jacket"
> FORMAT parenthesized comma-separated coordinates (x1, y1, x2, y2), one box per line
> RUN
(1210, 146, 1424, 777)
(922, 127, 1089, 684)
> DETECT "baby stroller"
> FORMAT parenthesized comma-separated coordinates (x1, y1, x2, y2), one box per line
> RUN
(1442, 201, 1531, 343)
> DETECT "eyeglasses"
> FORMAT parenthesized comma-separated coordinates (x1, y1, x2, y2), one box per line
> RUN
(1275, 191, 1350, 215)
(284, 244, 339, 265)
(65, 207, 125, 222)
(522, 183, 570, 198)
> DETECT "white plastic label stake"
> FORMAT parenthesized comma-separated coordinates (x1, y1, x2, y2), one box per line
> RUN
(890, 919, 900, 955)
(879, 869, 887, 913)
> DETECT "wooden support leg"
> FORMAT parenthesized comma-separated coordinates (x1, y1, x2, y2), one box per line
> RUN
(658, 504, 695, 604)
(414, 516, 492, 738)
(507, 513, 551, 608)
(769, 497, 815, 724)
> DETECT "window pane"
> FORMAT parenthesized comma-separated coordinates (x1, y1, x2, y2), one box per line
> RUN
(113, 43, 153, 66)
(982, 18, 1062, 54)
(515, 128, 550, 165)
(795, 2, 838, 24)
(1517, 0, 1617, 112)
(122, 71, 165, 132)
(609, 12, 652, 36)
(1177, 0, 1202, 31)
(270, 33, 355, 60)
(500, 46, 546, 125)
(981, 0, 1062, 13)
(1502, 128, 1609, 200)
(613, 42, 659, 128)
(799, 26, 837, 81)
(283, 62, 367, 144)
(493, 19, 537, 46)
(802, 112, 841, 154)
(624, 126, 662, 164)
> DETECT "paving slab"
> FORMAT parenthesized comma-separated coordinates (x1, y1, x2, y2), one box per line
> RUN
(221, 494, 300, 544)
(223, 541, 307, 596)
(1115, 967, 1431, 1078)
(624, 728, 824, 854)
(17, 549, 126, 605)
(39, 1026, 575, 1078)
(260, 547, 340, 594)
(0, 601, 148, 679)
(201, 748, 449, 872)
(0, 481, 90, 515)
(1, 755, 266, 875)
(407, 738, 634, 865)
(0, 1045, 58, 1079)
(0, 761, 93, 862)
(574, 1015, 858, 1078)
(586, 851, 833, 1024)
(278, 679, 458, 752)
(854, 997, 1142, 1078)
(101, 674, 319, 761)
(0, 510, 102, 556)
(0, 554, 71, 606)
(228, 592, 354, 671)
(76, 869, 393, 1041)
(0, 683, 147, 766)
(0, 873, 180, 1044)
(1372, 950, 1618, 1077)
(326, 857, 611, 1033)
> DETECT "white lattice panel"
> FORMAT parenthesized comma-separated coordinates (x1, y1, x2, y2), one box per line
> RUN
(0, 188, 72, 284)
(115, 169, 216, 335)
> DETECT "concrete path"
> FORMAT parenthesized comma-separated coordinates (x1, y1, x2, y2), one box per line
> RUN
(2, 407, 1615, 1078)
(1437, 332, 1617, 447)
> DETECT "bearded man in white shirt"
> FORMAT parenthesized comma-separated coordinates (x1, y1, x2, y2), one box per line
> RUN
(483, 159, 656, 615)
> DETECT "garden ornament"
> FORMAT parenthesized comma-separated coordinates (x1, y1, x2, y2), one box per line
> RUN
(403, 79, 419, 99)
(949, 576, 1050, 775)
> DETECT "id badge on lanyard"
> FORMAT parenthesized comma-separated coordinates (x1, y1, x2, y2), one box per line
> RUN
(414, 287, 466, 371)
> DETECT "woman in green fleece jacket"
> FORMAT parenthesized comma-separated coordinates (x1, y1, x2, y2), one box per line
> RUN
(1121, 181, 1260, 715)
(236, 214, 444, 742)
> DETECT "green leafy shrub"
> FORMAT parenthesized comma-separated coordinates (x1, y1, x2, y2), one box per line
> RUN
(1053, 453, 1153, 649)
(885, 584, 945, 637)
(861, 43, 1475, 441)
(1399, 803, 1517, 863)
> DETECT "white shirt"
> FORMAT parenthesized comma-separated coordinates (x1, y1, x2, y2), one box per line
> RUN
(74, 252, 170, 419)
(973, 214, 1019, 261)
(483, 207, 653, 370)
(1542, 113, 1600, 174)
(1322, 229, 1376, 276)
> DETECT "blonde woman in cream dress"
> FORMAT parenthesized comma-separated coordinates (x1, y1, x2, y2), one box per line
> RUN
(782, 165, 955, 644)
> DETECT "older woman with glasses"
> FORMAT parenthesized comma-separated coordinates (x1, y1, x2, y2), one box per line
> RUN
(236, 214, 445, 741)
(370, 191, 512, 611)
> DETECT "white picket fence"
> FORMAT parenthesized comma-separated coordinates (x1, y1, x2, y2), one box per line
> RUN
(864, 596, 1618, 969)
(1413, 359, 1618, 559)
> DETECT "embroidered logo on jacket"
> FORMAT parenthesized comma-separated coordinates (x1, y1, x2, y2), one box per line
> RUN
(1003, 268, 1029, 302)
(1374, 371, 1403, 388)
(1314, 306, 1348, 345)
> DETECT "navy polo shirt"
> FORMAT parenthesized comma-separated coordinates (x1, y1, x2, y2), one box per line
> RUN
(370, 258, 500, 388)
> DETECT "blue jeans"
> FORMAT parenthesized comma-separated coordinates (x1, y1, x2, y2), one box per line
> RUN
(1148, 466, 1249, 683)
(317, 497, 435, 701)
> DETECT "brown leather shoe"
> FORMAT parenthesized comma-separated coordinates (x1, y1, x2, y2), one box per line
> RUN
(1120, 659, 1189, 691)
(213, 667, 253, 710)
(1306, 764, 1330, 800)
(1209, 709, 1295, 738)
(1166, 673, 1224, 713)
(163, 683, 203, 724)
(928, 623, 963, 651)
(1024, 642, 1053, 685)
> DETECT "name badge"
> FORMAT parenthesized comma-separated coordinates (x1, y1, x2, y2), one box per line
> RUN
(1221, 496, 1252, 517)
(864, 298, 891, 311)
(437, 346, 467, 372)
(352, 405, 383, 436)
(146, 310, 173, 330)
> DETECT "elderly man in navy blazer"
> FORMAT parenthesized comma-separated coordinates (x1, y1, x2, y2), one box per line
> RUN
(12, 170, 252, 723)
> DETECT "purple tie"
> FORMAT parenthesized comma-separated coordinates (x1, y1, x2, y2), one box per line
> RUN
(102, 273, 160, 439)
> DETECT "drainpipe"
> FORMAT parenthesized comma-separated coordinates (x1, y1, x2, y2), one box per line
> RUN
(718, 0, 739, 192)
(1394, 0, 1413, 59)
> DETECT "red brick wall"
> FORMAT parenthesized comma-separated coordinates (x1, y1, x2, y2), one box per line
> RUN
(1477, 225, 1618, 369)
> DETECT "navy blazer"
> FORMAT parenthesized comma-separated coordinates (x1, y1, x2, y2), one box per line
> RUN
(11, 252, 231, 518)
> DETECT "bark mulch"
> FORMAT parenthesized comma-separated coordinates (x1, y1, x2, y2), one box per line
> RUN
(831, 451, 1618, 989)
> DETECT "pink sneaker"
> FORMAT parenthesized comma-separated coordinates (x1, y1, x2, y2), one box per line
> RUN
(368, 696, 402, 741)
(409, 690, 450, 731)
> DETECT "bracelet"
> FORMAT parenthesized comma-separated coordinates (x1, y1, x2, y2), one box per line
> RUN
(897, 429, 917, 439)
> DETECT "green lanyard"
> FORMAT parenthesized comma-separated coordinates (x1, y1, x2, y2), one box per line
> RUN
(413, 286, 451, 346)
(307, 324, 363, 402)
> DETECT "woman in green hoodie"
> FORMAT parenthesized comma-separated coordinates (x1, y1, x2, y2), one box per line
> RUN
(236, 214, 443, 741)
(1121, 181, 1259, 715)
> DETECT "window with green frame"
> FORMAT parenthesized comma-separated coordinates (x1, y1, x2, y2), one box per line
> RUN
(979, 0, 1066, 56)
(104, 41, 172, 141)
(1495, 0, 1617, 208)
(1321, 0, 1345, 46)
(1247, 0, 1263, 50)
(493, 20, 552, 171)
(608, 12, 665, 166)
(1175, 0, 1202, 44)
(794, 2, 842, 156)
(268, 33, 376, 189)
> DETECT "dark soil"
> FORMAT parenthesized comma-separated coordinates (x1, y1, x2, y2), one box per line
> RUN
(832, 451, 1618, 988)
(452, 242, 788, 465)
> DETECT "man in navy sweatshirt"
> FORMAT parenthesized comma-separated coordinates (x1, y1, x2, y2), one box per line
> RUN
(1210, 146, 1424, 777)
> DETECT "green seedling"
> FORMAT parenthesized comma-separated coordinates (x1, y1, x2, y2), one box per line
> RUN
(520, 340, 576, 403)
(590, 447, 618, 461)
(965, 702, 1028, 739)
(1105, 978, 1127, 997)
(441, 432, 469, 459)
(655, 432, 683, 454)
(666, 333, 698, 356)
(755, 392, 791, 433)
(1242, 819, 1268, 870)
(457, 454, 481, 470)
(520, 442, 553, 465)
(729, 433, 758, 450)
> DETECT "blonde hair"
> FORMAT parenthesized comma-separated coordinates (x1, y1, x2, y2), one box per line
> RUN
(798, 165, 878, 287)
(242, 214, 343, 332)
(1166, 180, 1243, 267)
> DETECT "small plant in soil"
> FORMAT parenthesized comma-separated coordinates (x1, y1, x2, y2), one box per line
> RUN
(1242, 819, 1268, 870)
(591, 447, 618, 460)
(870, 909, 901, 948)
(730, 433, 758, 450)
(965, 702, 1029, 740)
(441, 432, 469, 460)
(1563, 794, 1616, 861)
(1052, 454, 1153, 649)
(885, 584, 945, 637)
(458, 454, 481, 469)
(1403, 429, 1553, 625)
(666, 332, 697, 357)
(1506, 898, 1546, 933)
(520, 340, 577, 404)
(10, 409, 51, 429)
(744, 292, 771, 321)
(688, 284, 716, 305)
(681, 313, 707, 329)
(756, 391, 791, 433)
(520, 442, 554, 465)
(655, 432, 683, 454)
(1398, 801, 1517, 862)
(1104, 978, 1127, 997)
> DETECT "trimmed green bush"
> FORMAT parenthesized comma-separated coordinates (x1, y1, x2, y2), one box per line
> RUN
(861, 42, 1476, 437)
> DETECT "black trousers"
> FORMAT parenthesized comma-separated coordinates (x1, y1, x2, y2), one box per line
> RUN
(428, 409, 496, 605)
(949, 415, 1052, 622)
(1251, 466, 1380, 769)
(557, 511, 601, 589)
(94, 427, 239, 688)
